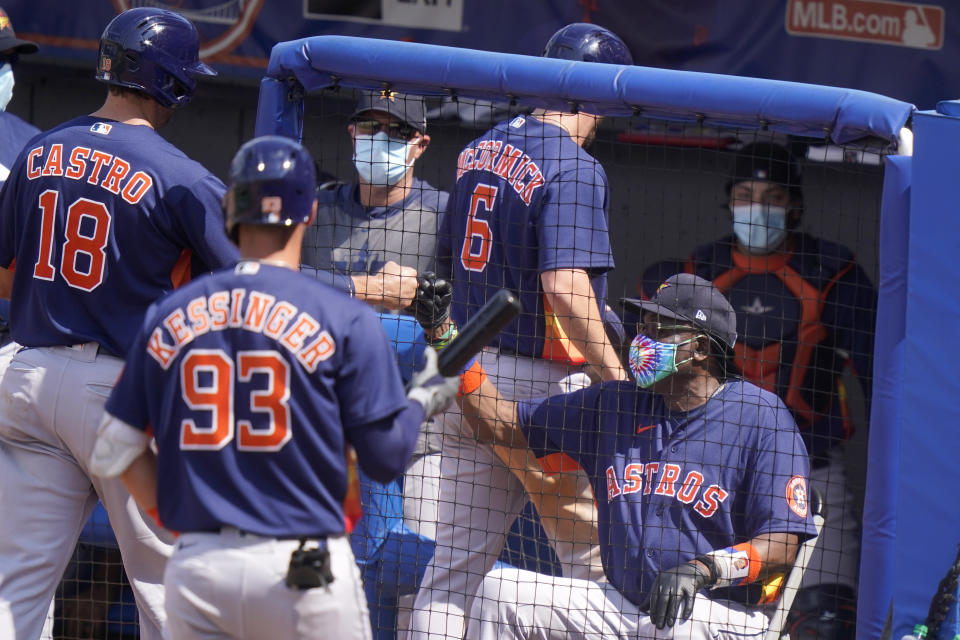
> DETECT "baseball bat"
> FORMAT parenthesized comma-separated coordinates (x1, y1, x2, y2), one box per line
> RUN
(437, 289, 521, 377)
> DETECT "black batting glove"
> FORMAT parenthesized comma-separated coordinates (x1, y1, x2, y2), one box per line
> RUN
(644, 560, 715, 630)
(411, 271, 452, 330)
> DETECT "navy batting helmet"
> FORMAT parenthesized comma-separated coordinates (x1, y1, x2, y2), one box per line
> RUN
(224, 136, 317, 240)
(95, 8, 216, 109)
(542, 23, 633, 66)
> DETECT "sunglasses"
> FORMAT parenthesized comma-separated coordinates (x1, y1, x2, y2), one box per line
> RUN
(637, 322, 700, 340)
(351, 118, 419, 141)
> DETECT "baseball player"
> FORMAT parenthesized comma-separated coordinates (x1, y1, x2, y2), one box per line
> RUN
(410, 23, 633, 639)
(637, 142, 874, 626)
(88, 135, 460, 640)
(464, 274, 816, 639)
(0, 8, 237, 639)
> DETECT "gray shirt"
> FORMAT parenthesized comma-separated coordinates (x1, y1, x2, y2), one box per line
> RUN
(302, 177, 449, 289)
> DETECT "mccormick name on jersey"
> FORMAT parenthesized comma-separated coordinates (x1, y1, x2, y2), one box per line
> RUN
(605, 461, 730, 518)
(145, 288, 335, 373)
(455, 139, 544, 205)
(24, 143, 153, 205)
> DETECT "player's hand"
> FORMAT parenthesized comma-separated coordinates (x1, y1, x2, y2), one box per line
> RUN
(644, 560, 714, 630)
(353, 261, 418, 310)
(406, 348, 459, 418)
(410, 271, 452, 330)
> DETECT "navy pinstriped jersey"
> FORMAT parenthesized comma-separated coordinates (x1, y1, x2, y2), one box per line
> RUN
(105, 262, 410, 538)
(0, 116, 240, 356)
(518, 379, 816, 606)
(438, 115, 614, 363)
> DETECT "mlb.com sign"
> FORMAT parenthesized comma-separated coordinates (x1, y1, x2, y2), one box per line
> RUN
(786, 0, 944, 49)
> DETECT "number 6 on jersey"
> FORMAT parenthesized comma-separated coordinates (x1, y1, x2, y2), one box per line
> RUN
(460, 183, 498, 272)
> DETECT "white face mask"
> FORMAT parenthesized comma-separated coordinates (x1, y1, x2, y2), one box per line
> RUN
(353, 131, 416, 186)
(0, 64, 14, 112)
(731, 203, 788, 254)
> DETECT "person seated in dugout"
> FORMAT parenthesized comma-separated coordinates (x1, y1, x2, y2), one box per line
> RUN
(451, 273, 816, 639)
(636, 142, 873, 633)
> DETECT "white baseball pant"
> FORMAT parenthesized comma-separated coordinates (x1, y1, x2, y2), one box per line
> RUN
(408, 349, 604, 640)
(467, 567, 771, 640)
(165, 530, 370, 640)
(0, 343, 172, 640)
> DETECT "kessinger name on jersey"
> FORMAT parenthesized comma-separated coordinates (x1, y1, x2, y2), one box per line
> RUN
(24, 142, 154, 205)
(145, 284, 336, 373)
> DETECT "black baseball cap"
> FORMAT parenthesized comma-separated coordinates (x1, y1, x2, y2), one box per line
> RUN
(351, 90, 427, 133)
(0, 8, 38, 56)
(725, 142, 802, 200)
(622, 273, 737, 349)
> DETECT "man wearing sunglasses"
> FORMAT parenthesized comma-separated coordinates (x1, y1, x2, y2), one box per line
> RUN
(462, 273, 815, 639)
(302, 90, 444, 314)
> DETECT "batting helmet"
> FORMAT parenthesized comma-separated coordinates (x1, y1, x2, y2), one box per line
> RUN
(542, 23, 633, 66)
(95, 8, 216, 109)
(224, 136, 317, 240)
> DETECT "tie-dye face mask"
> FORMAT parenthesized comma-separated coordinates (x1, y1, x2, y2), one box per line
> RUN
(628, 333, 701, 388)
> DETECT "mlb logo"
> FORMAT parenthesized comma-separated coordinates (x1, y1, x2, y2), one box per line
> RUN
(101, 57, 112, 72)
(90, 122, 113, 135)
(236, 261, 261, 275)
(509, 116, 526, 128)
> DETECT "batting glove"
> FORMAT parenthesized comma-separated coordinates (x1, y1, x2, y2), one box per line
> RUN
(411, 271, 452, 330)
(644, 560, 715, 630)
(406, 347, 459, 418)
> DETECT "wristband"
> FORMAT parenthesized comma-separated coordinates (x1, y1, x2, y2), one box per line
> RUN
(458, 359, 487, 396)
(700, 542, 762, 588)
(428, 323, 458, 349)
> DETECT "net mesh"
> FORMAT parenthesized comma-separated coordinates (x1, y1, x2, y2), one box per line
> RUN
(52, 85, 888, 638)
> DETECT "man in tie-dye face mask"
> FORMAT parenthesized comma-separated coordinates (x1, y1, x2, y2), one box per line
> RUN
(623, 273, 737, 400)
(459, 271, 817, 637)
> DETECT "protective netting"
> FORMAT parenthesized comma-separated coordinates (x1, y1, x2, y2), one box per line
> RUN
(51, 86, 889, 638)
(295, 88, 885, 639)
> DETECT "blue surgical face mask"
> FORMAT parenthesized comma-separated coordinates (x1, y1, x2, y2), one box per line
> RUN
(628, 333, 700, 388)
(353, 131, 415, 186)
(0, 64, 14, 112)
(731, 203, 788, 254)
